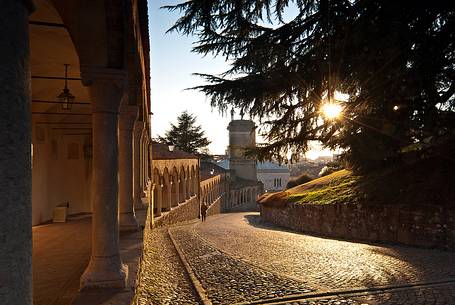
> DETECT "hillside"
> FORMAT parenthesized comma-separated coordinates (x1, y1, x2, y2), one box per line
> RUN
(259, 157, 455, 208)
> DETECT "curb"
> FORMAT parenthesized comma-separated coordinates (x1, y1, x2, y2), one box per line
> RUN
(234, 279, 455, 305)
(168, 228, 212, 305)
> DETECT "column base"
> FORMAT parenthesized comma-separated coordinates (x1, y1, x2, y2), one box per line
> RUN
(80, 255, 128, 290)
(119, 212, 138, 232)
(134, 199, 145, 211)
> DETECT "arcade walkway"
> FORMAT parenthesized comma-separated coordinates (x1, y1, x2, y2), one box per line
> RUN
(32, 210, 146, 305)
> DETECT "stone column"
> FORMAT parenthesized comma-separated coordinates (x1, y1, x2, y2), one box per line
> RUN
(161, 178, 171, 212)
(80, 68, 127, 289)
(143, 135, 150, 188)
(0, 1, 33, 304)
(171, 178, 179, 207)
(187, 177, 192, 197)
(118, 105, 138, 232)
(133, 121, 144, 210)
(154, 183, 162, 217)
(182, 178, 187, 201)
(142, 135, 147, 190)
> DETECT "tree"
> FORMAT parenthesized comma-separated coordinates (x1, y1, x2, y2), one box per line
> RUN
(158, 111, 211, 154)
(165, 0, 454, 171)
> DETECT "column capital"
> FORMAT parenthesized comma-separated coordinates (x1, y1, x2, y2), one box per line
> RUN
(81, 67, 127, 113)
(119, 105, 138, 131)
(80, 66, 127, 87)
(81, 65, 126, 114)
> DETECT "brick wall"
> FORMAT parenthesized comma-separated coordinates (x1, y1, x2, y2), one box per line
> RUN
(261, 203, 455, 251)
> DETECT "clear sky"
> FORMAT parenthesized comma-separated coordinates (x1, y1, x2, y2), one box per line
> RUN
(147, 1, 334, 159)
(148, 0, 231, 154)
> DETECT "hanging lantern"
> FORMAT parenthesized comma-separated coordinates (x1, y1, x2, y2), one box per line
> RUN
(58, 64, 75, 111)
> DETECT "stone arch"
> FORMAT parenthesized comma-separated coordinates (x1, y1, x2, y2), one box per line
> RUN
(179, 165, 186, 202)
(171, 166, 179, 207)
(162, 168, 171, 212)
(152, 168, 162, 216)
(194, 165, 200, 197)
(189, 165, 195, 195)
(185, 166, 191, 198)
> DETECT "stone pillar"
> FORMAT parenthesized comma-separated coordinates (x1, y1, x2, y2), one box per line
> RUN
(161, 178, 171, 212)
(133, 121, 144, 210)
(154, 183, 162, 217)
(188, 177, 192, 197)
(194, 178, 199, 198)
(80, 68, 127, 289)
(182, 178, 187, 201)
(118, 105, 139, 232)
(142, 135, 147, 190)
(144, 135, 150, 188)
(0, 1, 33, 304)
(171, 178, 179, 207)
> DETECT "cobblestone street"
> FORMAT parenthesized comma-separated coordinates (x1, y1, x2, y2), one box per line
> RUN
(137, 213, 455, 305)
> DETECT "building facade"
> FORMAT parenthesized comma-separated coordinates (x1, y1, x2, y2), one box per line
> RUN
(257, 161, 291, 192)
(1, 0, 152, 303)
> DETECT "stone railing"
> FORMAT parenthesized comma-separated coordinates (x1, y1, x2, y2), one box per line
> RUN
(207, 195, 222, 217)
(153, 195, 199, 228)
(261, 203, 455, 251)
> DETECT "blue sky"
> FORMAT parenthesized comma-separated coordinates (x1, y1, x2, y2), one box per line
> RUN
(148, 0, 231, 154)
(147, 1, 334, 158)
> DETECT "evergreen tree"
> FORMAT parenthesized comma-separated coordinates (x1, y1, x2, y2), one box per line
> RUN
(165, 0, 454, 171)
(159, 111, 211, 154)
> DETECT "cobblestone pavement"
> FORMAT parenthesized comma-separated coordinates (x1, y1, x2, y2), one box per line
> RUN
(170, 227, 314, 304)
(195, 213, 455, 290)
(352, 283, 455, 305)
(135, 226, 199, 305)
(138, 212, 455, 305)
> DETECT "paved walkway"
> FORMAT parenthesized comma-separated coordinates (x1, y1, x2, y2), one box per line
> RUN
(138, 212, 455, 305)
(33, 215, 91, 305)
(33, 210, 146, 305)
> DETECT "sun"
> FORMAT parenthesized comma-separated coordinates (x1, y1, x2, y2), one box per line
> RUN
(321, 103, 342, 120)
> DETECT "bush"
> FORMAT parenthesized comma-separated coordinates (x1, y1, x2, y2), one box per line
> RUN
(318, 161, 344, 177)
(286, 173, 313, 189)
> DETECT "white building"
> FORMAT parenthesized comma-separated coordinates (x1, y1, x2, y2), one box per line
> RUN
(257, 161, 290, 192)
(217, 160, 290, 192)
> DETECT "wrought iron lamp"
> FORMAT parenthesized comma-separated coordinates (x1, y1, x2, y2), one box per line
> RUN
(58, 64, 75, 111)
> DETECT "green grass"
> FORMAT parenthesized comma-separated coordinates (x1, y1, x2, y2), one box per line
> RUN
(287, 172, 360, 205)
(259, 156, 455, 208)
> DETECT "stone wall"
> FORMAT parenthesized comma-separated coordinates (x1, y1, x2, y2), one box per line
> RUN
(153, 196, 200, 228)
(261, 203, 455, 251)
(207, 197, 222, 217)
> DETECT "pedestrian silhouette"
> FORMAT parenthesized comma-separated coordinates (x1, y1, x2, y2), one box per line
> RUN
(201, 202, 208, 222)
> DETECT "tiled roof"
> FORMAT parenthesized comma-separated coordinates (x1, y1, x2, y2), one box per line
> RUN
(217, 159, 289, 173)
(151, 142, 199, 160)
(200, 161, 227, 181)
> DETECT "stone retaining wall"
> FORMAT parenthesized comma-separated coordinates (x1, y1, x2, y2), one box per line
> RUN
(261, 203, 455, 251)
(154, 196, 200, 228)
(207, 197, 221, 217)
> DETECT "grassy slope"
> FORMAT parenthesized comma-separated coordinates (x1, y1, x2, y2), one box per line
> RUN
(260, 157, 455, 207)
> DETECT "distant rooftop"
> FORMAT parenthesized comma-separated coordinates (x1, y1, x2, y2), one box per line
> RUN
(151, 142, 199, 160)
(200, 160, 227, 181)
(216, 159, 289, 173)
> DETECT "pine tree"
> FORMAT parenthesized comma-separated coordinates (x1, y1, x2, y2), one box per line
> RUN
(158, 111, 211, 154)
(165, 0, 455, 171)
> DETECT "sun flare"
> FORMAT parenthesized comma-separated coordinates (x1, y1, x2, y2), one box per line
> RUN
(321, 103, 342, 120)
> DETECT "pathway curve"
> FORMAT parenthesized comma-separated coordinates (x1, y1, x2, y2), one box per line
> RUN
(139, 212, 455, 305)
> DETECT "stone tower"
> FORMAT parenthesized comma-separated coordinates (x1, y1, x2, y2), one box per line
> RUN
(227, 116, 258, 181)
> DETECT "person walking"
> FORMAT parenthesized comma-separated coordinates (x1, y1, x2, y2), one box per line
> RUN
(201, 202, 208, 222)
